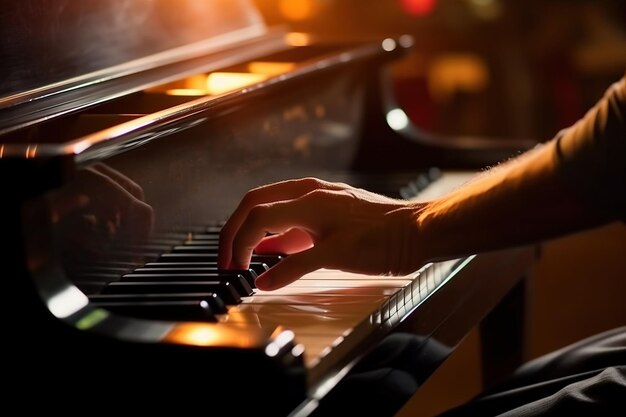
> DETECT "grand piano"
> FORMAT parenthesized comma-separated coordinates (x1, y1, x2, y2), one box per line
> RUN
(2, 0, 537, 415)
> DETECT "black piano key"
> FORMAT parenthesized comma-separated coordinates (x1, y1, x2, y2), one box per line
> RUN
(189, 233, 220, 241)
(122, 272, 254, 296)
(89, 292, 227, 313)
(159, 252, 283, 267)
(92, 300, 217, 322)
(171, 245, 219, 253)
(143, 261, 270, 277)
(252, 255, 283, 267)
(101, 281, 241, 304)
(133, 267, 258, 287)
(76, 273, 124, 283)
(248, 262, 270, 275)
(183, 240, 219, 245)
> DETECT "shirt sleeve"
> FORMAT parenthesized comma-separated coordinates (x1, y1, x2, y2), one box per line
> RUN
(554, 72, 626, 223)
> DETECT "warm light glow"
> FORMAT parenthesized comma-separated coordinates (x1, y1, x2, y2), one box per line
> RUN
(25, 144, 37, 159)
(279, 0, 320, 21)
(248, 62, 296, 76)
(468, 0, 502, 20)
(387, 108, 410, 130)
(183, 74, 210, 89)
(165, 88, 208, 96)
(400, 0, 437, 16)
(165, 323, 264, 347)
(428, 54, 490, 102)
(0, 145, 4, 158)
(171, 325, 221, 345)
(206, 72, 268, 95)
(47, 286, 89, 319)
(285, 32, 312, 47)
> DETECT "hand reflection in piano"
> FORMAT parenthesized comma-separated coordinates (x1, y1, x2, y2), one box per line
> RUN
(53, 163, 154, 263)
(218, 177, 427, 291)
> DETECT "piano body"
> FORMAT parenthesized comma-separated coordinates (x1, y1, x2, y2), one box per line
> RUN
(2, 0, 536, 414)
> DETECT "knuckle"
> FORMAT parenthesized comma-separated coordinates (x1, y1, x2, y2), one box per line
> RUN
(247, 204, 268, 226)
(300, 177, 324, 190)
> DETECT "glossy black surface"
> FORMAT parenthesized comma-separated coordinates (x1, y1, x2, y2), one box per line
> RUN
(0, 0, 264, 101)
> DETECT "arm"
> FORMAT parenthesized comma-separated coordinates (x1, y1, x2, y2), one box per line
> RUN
(218, 74, 626, 290)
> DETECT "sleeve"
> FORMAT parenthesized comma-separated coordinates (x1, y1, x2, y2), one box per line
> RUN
(554, 72, 626, 223)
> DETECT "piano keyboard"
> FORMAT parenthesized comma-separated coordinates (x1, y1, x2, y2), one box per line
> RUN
(73, 169, 476, 387)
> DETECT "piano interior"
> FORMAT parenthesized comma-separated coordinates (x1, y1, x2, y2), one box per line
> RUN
(2, 0, 541, 414)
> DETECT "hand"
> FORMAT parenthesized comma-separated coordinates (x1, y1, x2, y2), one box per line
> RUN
(53, 163, 154, 261)
(218, 177, 427, 290)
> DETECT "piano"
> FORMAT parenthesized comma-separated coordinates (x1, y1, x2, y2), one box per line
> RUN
(1, 0, 537, 414)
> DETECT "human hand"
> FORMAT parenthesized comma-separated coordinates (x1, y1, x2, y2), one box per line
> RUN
(218, 177, 427, 290)
(53, 163, 154, 261)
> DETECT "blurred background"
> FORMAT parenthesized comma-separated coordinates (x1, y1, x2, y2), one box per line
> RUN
(253, 1, 626, 416)
(254, 0, 626, 142)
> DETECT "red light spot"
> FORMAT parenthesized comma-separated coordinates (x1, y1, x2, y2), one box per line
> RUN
(400, 0, 437, 16)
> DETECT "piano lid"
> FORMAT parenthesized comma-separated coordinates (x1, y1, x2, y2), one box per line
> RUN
(0, 0, 269, 104)
(0, 0, 302, 148)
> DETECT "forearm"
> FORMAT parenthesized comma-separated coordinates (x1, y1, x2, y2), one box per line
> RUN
(414, 143, 602, 262)
(415, 74, 626, 263)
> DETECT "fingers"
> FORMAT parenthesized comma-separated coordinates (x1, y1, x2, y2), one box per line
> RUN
(255, 228, 314, 255)
(63, 166, 153, 239)
(91, 163, 146, 200)
(219, 177, 345, 268)
(230, 198, 318, 268)
(255, 246, 323, 290)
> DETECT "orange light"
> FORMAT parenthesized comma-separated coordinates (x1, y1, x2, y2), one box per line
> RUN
(25, 144, 37, 159)
(428, 54, 490, 102)
(166, 323, 260, 347)
(279, 0, 320, 21)
(206, 72, 268, 95)
(248, 62, 296, 76)
(285, 32, 313, 47)
(165, 88, 208, 96)
(399, 0, 437, 16)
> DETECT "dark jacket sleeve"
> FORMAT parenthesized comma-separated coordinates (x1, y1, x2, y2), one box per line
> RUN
(554, 72, 626, 223)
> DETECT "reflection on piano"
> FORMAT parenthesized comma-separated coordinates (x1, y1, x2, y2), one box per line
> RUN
(2, 0, 536, 414)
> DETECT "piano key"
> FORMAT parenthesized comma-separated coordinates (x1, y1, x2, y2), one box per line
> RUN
(239, 294, 388, 306)
(132, 267, 258, 287)
(189, 233, 220, 241)
(89, 292, 228, 313)
(92, 300, 217, 322)
(171, 245, 219, 253)
(253, 286, 402, 297)
(182, 240, 219, 245)
(122, 272, 254, 296)
(273, 279, 413, 289)
(159, 252, 283, 267)
(101, 281, 241, 304)
(143, 261, 270, 276)
(220, 312, 365, 337)
(235, 300, 383, 315)
(76, 273, 123, 283)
